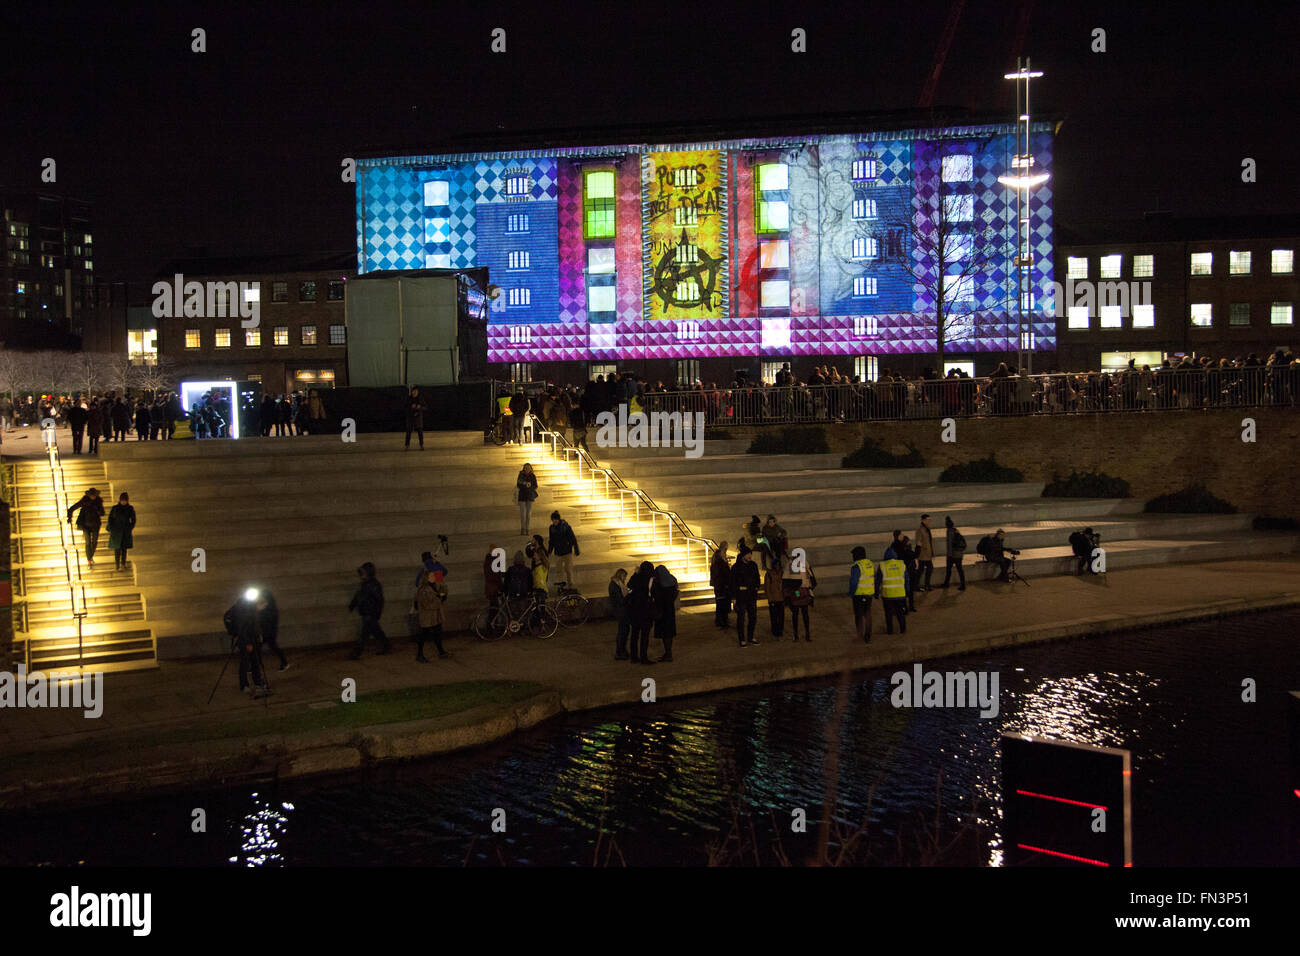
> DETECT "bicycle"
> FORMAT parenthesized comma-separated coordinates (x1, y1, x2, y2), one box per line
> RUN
(473, 593, 559, 640)
(485, 417, 510, 445)
(550, 583, 591, 627)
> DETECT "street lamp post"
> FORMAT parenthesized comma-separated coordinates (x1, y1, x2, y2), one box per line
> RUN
(999, 58, 1049, 375)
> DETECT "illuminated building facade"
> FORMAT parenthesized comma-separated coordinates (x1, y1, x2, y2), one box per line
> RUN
(356, 115, 1057, 383)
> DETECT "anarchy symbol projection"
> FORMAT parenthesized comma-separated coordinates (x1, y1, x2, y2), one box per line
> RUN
(652, 228, 722, 312)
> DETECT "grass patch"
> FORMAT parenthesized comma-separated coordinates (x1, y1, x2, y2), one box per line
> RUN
(938, 455, 1024, 483)
(1144, 485, 1237, 514)
(0, 680, 546, 776)
(746, 426, 829, 455)
(841, 436, 925, 469)
(1042, 470, 1131, 498)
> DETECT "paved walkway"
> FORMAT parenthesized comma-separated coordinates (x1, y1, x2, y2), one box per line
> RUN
(3, 555, 1297, 765)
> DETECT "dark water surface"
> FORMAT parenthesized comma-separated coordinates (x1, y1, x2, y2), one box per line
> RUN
(3, 610, 1297, 866)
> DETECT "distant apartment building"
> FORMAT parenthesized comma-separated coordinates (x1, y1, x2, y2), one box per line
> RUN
(1055, 215, 1299, 371)
(0, 188, 94, 347)
(154, 252, 354, 393)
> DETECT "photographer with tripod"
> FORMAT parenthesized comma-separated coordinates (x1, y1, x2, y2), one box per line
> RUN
(222, 589, 272, 698)
(977, 529, 1021, 583)
(1068, 527, 1100, 575)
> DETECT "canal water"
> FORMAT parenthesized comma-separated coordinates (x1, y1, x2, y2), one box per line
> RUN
(3, 610, 1296, 866)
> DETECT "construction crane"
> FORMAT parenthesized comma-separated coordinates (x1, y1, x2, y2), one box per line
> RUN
(918, 0, 1036, 109)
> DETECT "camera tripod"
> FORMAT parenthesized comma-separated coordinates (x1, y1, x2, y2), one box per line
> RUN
(1004, 556, 1030, 587)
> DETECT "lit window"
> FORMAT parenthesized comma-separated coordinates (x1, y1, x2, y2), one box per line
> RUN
(274, 326, 289, 345)
(247, 374, 262, 383)
(854, 355, 879, 381)
(756, 199, 788, 233)
(185, 329, 201, 348)
(761, 280, 790, 308)
(1099, 255, 1122, 279)
(215, 328, 231, 348)
(851, 158, 877, 181)
(673, 167, 700, 189)
(1229, 250, 1251, 275)
(272, 281, 288, 302)
(943, 195, 974, 222)
(945, 233, 973, 263)
(588, 286, 616, 313)
(506, 175, 530, 196)
(329, 325, 346, 345)
(759, 240, 789, 269)
(1271, 249, 1294, 274)
(1271, 302, 1294, 326)
(853, 316, 879, 336)
(761, 317, 791, 348)
(302, 326, 317, 345)
(1067, 257, 1088, 279)
(757, 163, 788, 191)
(677, 358, 701, 385)
(674, 243, 699, 264)
(676, 321, 701, 342)
(852, 198, 878, 220)
(1067, 307, 1090, 329)
(509, 326, 532, 344)
(507, 214, 530, 233)
(1190, 303, 1212, 327)
(588, 247, 615, 274)
(851, 237, 878, 259)
(1022, 291, 1036, 311)
(243, 285, 260, 304)
(246, 328, 262, 346)
(510, 362, 531, 382)
(945, 274, 974, 305)
(1133, 254, 1153, 278)
(327, 281, 344, 301)
(424, 181, 450, 206)
(853, 276, 878, 296)
(508, 288, 532, 307)
(583, 170, 615, 239)
(1229, 303, 1250, 326)
(942, 155, 973, 182)
(1132, 304, 1155, 328)
(508, 250, 531, 269)
(674, 204, 698, 227)
(1190, 252, 1212, 276)
(1099, 306, 1122, 328)
(755, 163, 789, 234)
(299, 281, 316, 301)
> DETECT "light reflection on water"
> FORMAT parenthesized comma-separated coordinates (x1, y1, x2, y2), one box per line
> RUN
(0, 611, 1292, 866)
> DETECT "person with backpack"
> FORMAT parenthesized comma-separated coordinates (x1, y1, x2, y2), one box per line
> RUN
(710, 541, 731, 628)
(106, 491, 136, 571)
(940, 516, 967, 591)
(782, 552, 817, 642)
(625, 561, 659, 665)
(347, 562, 390, 659)
(978, 529, 1020, 582)
(848, 546, 876, 643)
(729, 544, 761, 647)
(66, 487, 105, 566)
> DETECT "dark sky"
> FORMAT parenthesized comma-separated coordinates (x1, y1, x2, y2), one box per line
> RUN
(3, 0, 1296, 282)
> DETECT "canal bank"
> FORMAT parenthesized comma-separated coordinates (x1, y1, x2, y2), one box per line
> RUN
(2, 555, 1298, 809)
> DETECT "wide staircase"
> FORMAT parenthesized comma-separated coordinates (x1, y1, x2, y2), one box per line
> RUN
(591, 446, 1300, 604)
(7, 449, 158, 673)
(94, 431, 711, 657)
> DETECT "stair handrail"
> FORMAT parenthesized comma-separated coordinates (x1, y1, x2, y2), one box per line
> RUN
(531, 426, 718, 575)
(41, 440, 89, 669)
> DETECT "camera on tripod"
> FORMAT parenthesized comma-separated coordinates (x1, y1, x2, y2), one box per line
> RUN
(437, 534, 449, 555)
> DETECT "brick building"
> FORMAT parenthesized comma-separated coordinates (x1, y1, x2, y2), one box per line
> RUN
(1055, 215, 1299, 371)
(1, 188, 94, 348)
(155, 252, 354, 393)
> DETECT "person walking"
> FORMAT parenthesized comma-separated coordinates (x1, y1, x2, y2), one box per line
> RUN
(625, 560, 659, 665)
(653, 564, 678, 662)
(67, 399, 88, 454)
(111, 397, 130, 443)
(66, 487, 104, 566)
(784, 555, 816, 642)
(86, 400, 102, 454)
(255, 590, 289, 671)
(848, 546, 876, 643)
(346, 562, 390, 658)
(898, 534, 919, 613)
(710, 541, 731, 628)
(516, 463, 538, 535)
(404, 386, 426, 450)
(764, 555, 786, 639)
(106, 492, 136, 571)
(914, 513, 935, 592)
(610, 568, 632, 660)
(134, 400, 150, 440)
(415, 571, 449, 661)
(729, 544, 761, 647)
(876, 550, 909, 635)
(939, 516, 967, 590)
(547, 510, 580, 588)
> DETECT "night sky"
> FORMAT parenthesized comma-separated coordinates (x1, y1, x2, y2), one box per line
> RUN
(3, 0, 1295, 282)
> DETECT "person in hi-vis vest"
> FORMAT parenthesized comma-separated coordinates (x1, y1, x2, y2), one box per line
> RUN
(847, 546, 876, 643)
(876, 552, 910, 635)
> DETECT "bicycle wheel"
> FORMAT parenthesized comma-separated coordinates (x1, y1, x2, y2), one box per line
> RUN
(555, 593, 590, 627)
(527, 603, 560, 640)
(474, 604, 508, 641)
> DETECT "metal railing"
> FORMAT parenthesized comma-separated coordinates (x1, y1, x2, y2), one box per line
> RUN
(631, 366, 1300, 425)
(33, 430, 89, 670)
(532, 425, 719, 576)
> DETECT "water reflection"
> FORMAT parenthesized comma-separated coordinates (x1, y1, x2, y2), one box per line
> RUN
(229, 793, 294, 867)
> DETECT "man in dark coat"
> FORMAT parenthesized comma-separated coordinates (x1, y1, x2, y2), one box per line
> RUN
(86, 400, 103, 454)
(404, 387, 426, 450)
(225, 595, 268, 696)
(260, 394, 276, 437)
(710, 542, 731, 628)
(255, 590, 288, 670)
(67, 400, 88, 454)
(546, 511, 580, 589)
(111, 397, 131, 443)
(624, 561, 659, 666)
(729, 545, 761, 647)
(66, 487, 105, 565)
(106, 491, 136, 571)
(346, 562, 390, 658)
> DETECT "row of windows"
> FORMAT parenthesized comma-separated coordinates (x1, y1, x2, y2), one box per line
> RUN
(268, 280, 344, 303)
(184, 325, 347, 349)
(1066, 302, 1294, 330)
(1068, 249, 1295, 279)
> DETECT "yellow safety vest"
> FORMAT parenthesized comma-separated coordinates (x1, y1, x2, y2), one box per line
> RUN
(880, 559, 907, 598)
(498, 396, 513, 416)
(852, 559, 876, 596)
(532, 563, 548, 591)
(630, 394, 643, 415)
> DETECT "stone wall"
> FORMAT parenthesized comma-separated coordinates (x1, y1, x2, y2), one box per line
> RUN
(716, 409, 1300, 518)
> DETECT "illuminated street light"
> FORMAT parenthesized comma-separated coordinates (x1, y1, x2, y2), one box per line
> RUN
(1002, 57, 1049, 375)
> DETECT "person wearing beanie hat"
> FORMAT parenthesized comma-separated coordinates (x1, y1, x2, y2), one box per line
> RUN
(940, 515, 967, 591)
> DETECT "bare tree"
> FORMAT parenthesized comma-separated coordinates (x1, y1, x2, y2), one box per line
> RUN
(130, 355, 180, 396)
(101, 352, 134, 397)
(910, 175, 1010, 368)
(27, 350, 76, 398)
(0, 349, 30, 397)
(67, 351, 116, 399)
